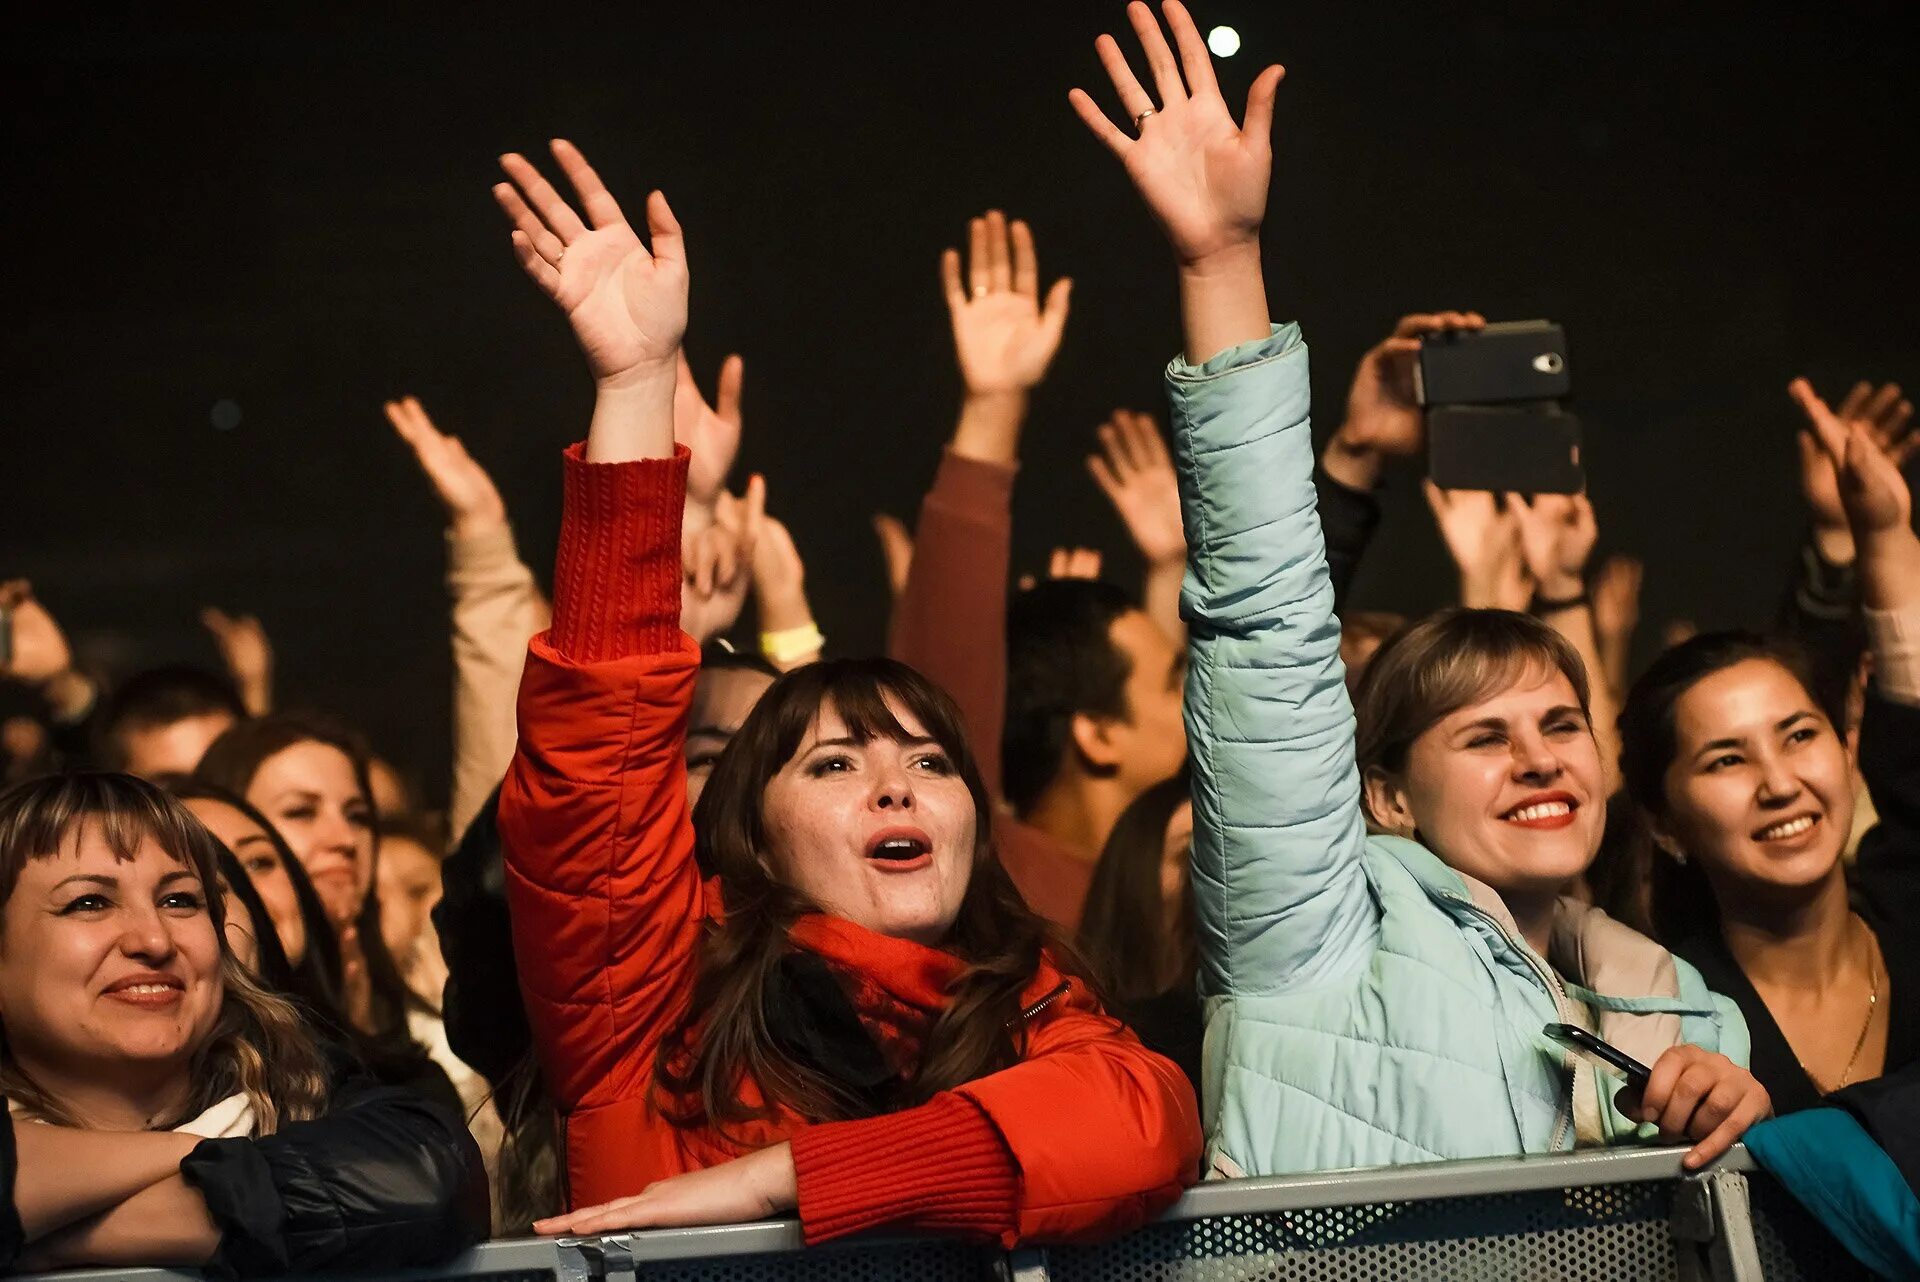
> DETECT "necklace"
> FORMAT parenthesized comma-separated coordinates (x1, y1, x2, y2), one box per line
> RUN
(1798, 915, 1881, 1095)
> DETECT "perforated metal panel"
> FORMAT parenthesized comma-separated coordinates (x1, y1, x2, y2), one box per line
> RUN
(1045, 1180, 1682, 1281)
(1745, 1172, 1876, 1281)
(629, 1240, 992, 1281)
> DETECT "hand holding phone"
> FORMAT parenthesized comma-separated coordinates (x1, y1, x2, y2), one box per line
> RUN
(1543, 1022, 1651, 1089)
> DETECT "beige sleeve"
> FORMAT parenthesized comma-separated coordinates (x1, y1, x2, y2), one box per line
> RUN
(447, 523, 551, 844)
(1865, 604, 1920, 706)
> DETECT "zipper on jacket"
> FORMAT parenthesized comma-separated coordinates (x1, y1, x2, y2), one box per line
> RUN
(1451, 896, 1577, 1152)
(1015, 980, 1072, 1025)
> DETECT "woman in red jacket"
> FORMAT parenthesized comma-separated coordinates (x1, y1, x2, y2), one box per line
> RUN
(488, 140, 1201, 1248)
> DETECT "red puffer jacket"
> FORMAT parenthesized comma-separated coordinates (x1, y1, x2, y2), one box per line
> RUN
(498, 445, 1201, 1247)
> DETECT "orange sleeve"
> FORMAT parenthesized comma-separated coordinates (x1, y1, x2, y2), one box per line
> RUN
(954, 977, 1203, 1244)
(498, 443, 706, 1125)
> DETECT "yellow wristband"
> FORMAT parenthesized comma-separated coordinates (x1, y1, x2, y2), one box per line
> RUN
(760, 623, 825, 667)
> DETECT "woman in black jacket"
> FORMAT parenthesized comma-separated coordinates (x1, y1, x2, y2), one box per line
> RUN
(0, 772, 488, 1276)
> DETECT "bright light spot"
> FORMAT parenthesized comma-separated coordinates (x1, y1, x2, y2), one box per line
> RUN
(1207, 25, 1241, 57)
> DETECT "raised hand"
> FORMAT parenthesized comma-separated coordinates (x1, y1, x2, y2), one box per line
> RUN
(871, 514, 914, 600)
(677, 353, 744, 512)
(1591, 554, 1643, 698)
(1071, 1, 1283, 270)
(1323, 311, 1486, 492)
(1089, 409, 1185, 565)
(683, 476, 767, 643)
(493, 139, 683, 463)
(1791, 378, 1913, 566)
(201, 607, 273, 717)
(1422, 486, 1530, 611)
(751, 513, 822, 672)
(1510, 492, 1598, 601)
(942, 211, 1072, 399)
(384, 396, 507, 540)
(0, 581, 73, 686)
(1792, 378, 1919, 612)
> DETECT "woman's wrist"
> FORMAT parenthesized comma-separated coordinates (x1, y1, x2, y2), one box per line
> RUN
(585, 363, 678, 464)
(951, 390, 1029, 464)
(1175, 240, 1269, 366)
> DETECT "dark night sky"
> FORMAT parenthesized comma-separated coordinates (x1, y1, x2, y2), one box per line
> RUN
(4, 3, 1917, 804)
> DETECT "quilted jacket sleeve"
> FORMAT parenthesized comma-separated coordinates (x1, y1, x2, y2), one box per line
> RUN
(179, 1078, 489, 1278)
(954, 976, 1204, 1244)
(496, 444, 706, 1123)
(1168, 325, 1380, 1001)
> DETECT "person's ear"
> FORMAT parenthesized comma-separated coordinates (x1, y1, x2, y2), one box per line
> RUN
(1361, 766, 1416, 835)
(1070, 712, 1124, 773)
(1643, 817, 1688, 866)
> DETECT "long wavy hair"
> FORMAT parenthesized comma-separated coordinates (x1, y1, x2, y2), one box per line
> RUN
(195, 713, 430, 1036)
(657, 658, 1078, 1134)
(0, 772, 329, 1134)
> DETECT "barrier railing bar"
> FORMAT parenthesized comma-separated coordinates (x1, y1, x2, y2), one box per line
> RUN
(1155, 1143, 1757, 1222)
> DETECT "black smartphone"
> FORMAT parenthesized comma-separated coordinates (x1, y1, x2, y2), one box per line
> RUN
(1544, 1023, 1652, 1089)
(1418, 320, 1571, 406)
(1427, 403, 1583, 494)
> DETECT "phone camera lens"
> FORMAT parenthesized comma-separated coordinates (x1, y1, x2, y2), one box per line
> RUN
(1533, 353, 1565, 374)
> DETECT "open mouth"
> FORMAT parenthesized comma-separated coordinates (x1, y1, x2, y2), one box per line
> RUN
(864, 826, 933, 869)
(1752, 813, 1821, 843)
(1500, 793, 1579, 830)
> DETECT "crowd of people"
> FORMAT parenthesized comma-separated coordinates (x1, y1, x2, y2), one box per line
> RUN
(2, 2, 1915, 1274)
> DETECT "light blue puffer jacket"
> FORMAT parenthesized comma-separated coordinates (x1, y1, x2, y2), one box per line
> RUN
(1169, 324, 1749, 1179)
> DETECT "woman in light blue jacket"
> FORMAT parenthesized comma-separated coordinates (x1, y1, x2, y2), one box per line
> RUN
(1071, 0, 1769, 1179)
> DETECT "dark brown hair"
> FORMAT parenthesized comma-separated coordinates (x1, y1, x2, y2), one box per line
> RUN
(195, 712, 429, 1035)
(1352, 608, 1592, 826)
(1081, 773, 1195, 1002)
(658, 657, 1074, 1133)
(0, 773, 329, 1132)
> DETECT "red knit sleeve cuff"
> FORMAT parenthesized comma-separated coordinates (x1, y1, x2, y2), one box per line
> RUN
(548, 442, 690, 662)
(791, 1093, 1019, 1247)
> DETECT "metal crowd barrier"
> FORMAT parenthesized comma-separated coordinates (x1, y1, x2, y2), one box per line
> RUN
(22, 1144, 1875, 1282)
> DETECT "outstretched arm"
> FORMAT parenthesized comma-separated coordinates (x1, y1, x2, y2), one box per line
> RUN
(1089, 408, 1186, 643)
(490, 144, 704, 1171)
(387, 394, 551, 842)
(1075, 2, 1375, 999)
(890, 210, 1071, 794)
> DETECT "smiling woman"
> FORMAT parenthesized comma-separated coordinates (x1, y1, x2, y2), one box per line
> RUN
(1619, 381, 1920, 1115)
(0, 772, 487, 1275)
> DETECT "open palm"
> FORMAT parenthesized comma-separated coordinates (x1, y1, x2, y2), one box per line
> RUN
(1070, 1, 1283, 265)
(494, 140, 687, 385)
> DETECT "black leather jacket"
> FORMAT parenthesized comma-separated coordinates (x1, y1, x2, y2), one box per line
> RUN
(3, 1052, 489, 1278)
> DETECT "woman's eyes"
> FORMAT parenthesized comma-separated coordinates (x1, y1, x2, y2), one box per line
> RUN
(280, 806, 316, 822)
(59, 891, 205, 914)
(1545, 718, 1585, 738)
(1705, 753, 1744, 772)
(243, 854, 280, 876)
(1786, 726, 1821, 746)
(1466, 733, 1505, 750)
(59, 894, 110, 915)
(805, 751, 954, 777)
(160, 892, 206, 912)
(807, 755, 854, 776)
(912, 753, 955, 775)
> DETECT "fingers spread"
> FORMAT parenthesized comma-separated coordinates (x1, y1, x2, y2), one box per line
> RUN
(1068, 87, 1132, 157)
(1126, 0, 1189, 105)
(1011, 219, 1039, 298)
(1094, 32, 1156, 119)
(549, 138, 626, 229)
(498, 152, 588, 244)
(1162, 0, 1221, 100)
